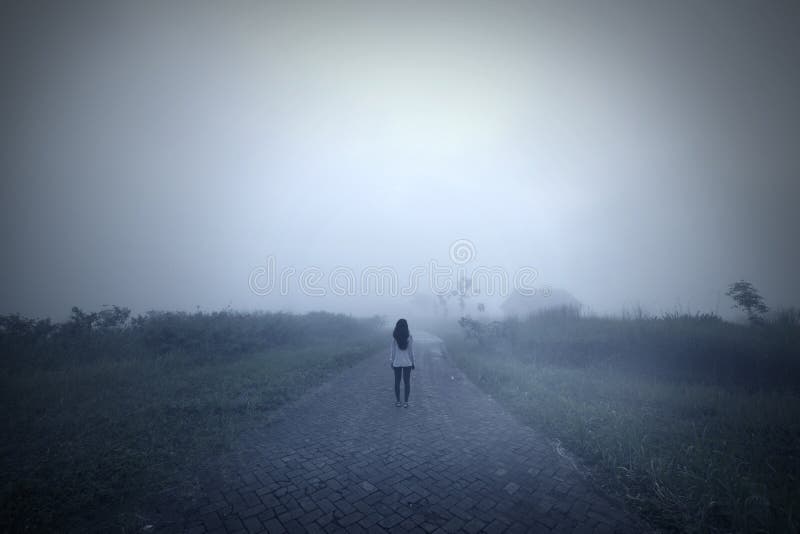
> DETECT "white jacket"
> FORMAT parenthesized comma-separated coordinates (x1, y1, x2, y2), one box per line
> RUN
(390, 335, 416, 367)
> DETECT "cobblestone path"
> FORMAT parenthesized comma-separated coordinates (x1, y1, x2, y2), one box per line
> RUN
(150, 333, 646, 533)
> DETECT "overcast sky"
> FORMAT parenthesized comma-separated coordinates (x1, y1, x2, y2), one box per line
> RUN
(2, 1, 799, 319)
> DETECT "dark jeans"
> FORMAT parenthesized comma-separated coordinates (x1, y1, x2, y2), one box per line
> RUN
(393, 366, 412, 402)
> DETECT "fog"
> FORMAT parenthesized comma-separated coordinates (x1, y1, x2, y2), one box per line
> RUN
(2, 1, 799, 320)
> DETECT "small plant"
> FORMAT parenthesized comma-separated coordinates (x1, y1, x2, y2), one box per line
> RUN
(458, 316, 509, 347)
(726, 280, 769, 325)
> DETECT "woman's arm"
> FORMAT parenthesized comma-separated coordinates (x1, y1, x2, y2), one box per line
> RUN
(408, 337, 416, 367)
(390, 339, 396, 366)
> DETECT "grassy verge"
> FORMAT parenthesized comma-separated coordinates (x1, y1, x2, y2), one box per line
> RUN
(0, 310, 383, 533)
(441, 315, 800, 533)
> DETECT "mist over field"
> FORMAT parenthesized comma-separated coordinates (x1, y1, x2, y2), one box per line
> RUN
(2, 2, 800, 533)
(2, 0, 799, 320)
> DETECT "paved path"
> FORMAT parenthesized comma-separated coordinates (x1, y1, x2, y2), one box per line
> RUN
(150, 333, 645, 533)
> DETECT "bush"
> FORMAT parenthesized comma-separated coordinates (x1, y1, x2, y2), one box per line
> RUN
(457, 308, 800, 389)
(0, 308, 383, 370)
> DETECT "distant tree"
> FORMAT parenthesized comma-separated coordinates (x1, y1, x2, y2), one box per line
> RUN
(436, 294, 448, 317)
(96, 305, 131, 329)
(726, 280, 768, 325)
(455, 274, 472, 315)
(435, 275, 474, 316)
(68, 305, 131, 331)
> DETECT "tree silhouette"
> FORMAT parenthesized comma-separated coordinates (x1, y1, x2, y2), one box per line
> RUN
(726, 280, 768, 325)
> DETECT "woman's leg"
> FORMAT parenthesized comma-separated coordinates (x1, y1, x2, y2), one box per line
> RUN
(403, 366, 411, 402)
(393, 366, 402, 402)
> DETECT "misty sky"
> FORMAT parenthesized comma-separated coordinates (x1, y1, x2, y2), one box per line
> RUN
(2, 1, 799, 319)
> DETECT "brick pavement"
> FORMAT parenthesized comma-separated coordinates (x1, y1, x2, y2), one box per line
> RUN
(149, 333, 647, 533)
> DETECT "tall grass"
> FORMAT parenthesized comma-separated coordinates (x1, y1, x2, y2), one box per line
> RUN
(444, 309, 800, 533)
(457, 307, 800, 388)
(0, 309, 384, 533)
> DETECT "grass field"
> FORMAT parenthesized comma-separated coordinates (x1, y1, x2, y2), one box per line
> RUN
(440, 309, 800, 533)
(0, 309, 384, 533)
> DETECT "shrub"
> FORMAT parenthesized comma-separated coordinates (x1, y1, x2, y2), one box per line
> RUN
(0, 308, 383, 370)
(458, 309, 800, 388)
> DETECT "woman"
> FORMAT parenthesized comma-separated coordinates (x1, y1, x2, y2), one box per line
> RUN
(390, 318, 415, 408)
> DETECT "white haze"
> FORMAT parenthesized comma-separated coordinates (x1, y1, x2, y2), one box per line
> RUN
(2, 1, 798, 319)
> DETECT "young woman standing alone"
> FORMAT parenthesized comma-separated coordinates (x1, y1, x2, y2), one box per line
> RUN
(390, 318, 415, 408)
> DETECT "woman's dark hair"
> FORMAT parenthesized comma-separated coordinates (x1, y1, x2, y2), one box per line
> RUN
(393, 318, 410, 350)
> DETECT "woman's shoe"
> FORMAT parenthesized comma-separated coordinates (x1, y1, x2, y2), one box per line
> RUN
(395, 401, 402, 407)
(403, 402, 409, 408)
